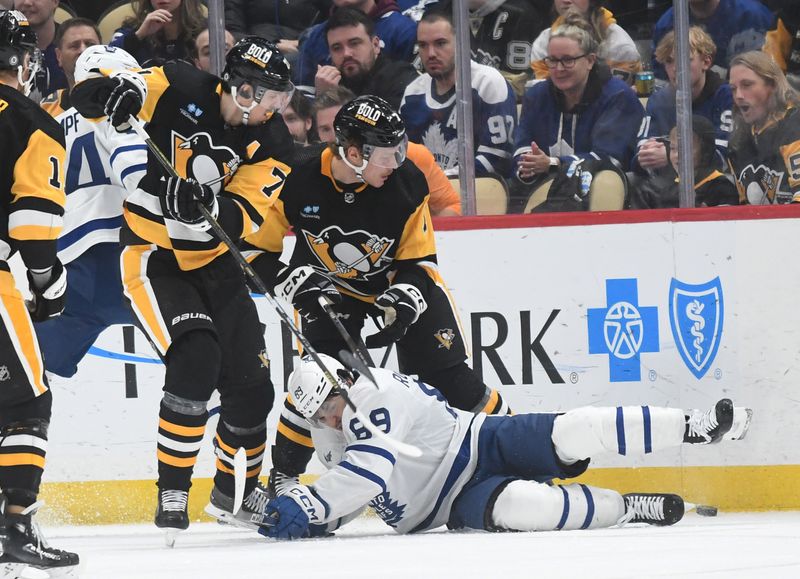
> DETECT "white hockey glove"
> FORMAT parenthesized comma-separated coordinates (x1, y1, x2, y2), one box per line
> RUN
(365, 283, 427, 348)
(274, 265, 341, 322)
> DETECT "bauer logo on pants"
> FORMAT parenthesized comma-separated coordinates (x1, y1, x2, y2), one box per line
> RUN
(668, 277, 724, 379)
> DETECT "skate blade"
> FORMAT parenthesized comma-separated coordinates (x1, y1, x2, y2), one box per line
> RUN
(725, 407, 753, 441)
(204, 503, 268, 532)
(163, 528, 184, 548)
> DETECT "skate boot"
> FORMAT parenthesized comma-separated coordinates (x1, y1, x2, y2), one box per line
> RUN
(684, 398, 737, 444)
(622, 493, 685, 526)
(266, 468, 299, 498)
(155, 489, 189, 547)
(0, 498, 80, 578)
(204, 483, 273, 531)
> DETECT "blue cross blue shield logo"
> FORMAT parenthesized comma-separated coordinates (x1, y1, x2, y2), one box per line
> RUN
(588, 279, 659, 382)
(668, 277, 724, 379)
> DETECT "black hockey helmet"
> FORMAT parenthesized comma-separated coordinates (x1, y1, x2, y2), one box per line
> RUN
(0, 10, 37, 71)
(222, 36, 293, 93)
(334, 95, 406, 149)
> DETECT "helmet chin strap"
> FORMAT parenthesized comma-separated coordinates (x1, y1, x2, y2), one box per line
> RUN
(230, 85, 257, 125)
(338, 146, 369, 182)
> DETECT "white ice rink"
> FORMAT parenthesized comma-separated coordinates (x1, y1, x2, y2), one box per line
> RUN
(33, 511, 800, 579)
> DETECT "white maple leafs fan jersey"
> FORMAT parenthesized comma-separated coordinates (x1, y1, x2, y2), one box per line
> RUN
(295, 368, 487, 534)
(42, 90, 147, 264)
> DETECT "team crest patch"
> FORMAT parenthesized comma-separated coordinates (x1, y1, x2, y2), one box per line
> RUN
(302, 226, 394, 280)
(0, 365, 9, 381)
(171, 131, 239, 193)
(434, 328, 455, 350)
(668, 277, 724, 379)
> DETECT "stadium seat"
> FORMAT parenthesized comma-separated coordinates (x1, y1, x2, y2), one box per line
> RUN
(97, 1, 136, 43)
(449, 175, 509, 215)
(588, 170, 627, 211)
(523, 178, 554, 213)
(54, 4, 77, 24)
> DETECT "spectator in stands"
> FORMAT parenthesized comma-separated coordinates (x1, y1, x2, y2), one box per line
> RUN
(630, 116, 738, 208)
(109, 0, 206, 67)
(512, 11, 643, 210)
(294, 0, 417, 95)
(315, 7, 418, 107)
(629, 26, 732, 205)
(224, 0, 329, 65)
(0, 0, 12, 8)
(400, 9, 517, 178)
(315, 86, 461, 215)
(52, 17, 100, 91)
(728, 50, 800, 205)
(192, 27, 234, 73)
(16, 0, 67, 99)
(764, 0, 800, 90)
(530, 0, 641, 85)
(430, 0, 551, 99)
(651, 0, 777, 81)
(283, 90, 316, 145)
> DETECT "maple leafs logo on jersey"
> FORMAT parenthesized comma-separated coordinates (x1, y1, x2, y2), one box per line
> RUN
(301, 225, 395, 280)
(738, 163, 784, 204)
(421, 122, 459, 171)
(171, 131, 240, 194)
(370, 491, 406, 528)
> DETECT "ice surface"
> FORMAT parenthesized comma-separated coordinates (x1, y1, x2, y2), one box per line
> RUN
(34, 511, 800, 579)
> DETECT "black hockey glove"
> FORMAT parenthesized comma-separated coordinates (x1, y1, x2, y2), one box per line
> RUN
(274, 266, 341, 322)
(159, 176, 218, 228)
(365, 284, 427, 348)
(26, 260, 67, 322)
(104, 74, 144, 132)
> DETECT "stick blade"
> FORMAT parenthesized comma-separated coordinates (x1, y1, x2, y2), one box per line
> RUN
(232, 447, 248, 515)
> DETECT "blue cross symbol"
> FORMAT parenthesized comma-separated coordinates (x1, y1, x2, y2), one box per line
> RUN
(587, 279, 659, 382)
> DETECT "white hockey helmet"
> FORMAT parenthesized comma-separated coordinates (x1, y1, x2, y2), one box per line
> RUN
(74, 44, 139, 83)
(287, 354, 348, 420)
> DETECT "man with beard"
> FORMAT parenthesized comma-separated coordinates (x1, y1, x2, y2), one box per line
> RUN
(400, 8, 517, 177)
(315, 7, 418, 108)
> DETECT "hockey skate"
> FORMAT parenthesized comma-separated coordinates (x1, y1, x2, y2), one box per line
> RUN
(684, 398, 753, 444)
(155, 489, 189, 548)
(0, 499, 79, 578)
(621, 493, 685, 527)
(204, 483, 274, 531)
(266, 468, 299, 498)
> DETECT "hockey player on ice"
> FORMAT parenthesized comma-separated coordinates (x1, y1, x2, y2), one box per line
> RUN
(261, 354, 752, 539)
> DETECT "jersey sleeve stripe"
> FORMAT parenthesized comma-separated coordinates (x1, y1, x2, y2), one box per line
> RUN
(120, 163, 148, 183)
(308, 486, 331, 520)
(339, 461, 387, 493)
(110, 143, 149, 166)
(345, 444, 396, 465)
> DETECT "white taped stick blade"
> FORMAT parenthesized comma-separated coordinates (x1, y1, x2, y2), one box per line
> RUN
(233, 447, 248, 515)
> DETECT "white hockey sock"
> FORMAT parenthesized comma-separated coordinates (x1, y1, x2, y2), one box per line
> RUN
(551, 406, 685, 464)
(491, 481, 625, 531)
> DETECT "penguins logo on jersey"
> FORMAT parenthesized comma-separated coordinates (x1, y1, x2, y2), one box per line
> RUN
(301, 226, 394, 280)
(738, 163, 783, 204)
(172, 131, 240, 194)
(434, 328, 455, 350)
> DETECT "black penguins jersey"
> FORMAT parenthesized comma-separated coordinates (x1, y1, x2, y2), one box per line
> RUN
(113, 62, 292, 270)
(728, 106, 800, 205)
(0, 83, 65, 268)
(245, 147, 437, 301)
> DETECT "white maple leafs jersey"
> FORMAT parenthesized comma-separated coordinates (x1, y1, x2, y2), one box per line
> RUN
(42, 90, 147, 264)
(304, 368, 486, 534)
(399, 60, 517, 177)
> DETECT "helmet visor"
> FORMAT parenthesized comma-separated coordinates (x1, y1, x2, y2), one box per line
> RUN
(364, 135, 408, 169)
(232, 79, 294, 113)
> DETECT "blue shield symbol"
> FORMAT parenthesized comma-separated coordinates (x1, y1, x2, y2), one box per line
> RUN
(668, 277, 724, 379)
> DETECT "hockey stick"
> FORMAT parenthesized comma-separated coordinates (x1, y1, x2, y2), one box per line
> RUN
(128, 116, 421, 458)
(317, 296, 375, 367)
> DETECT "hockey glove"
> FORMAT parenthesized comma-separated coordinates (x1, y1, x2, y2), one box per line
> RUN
(365, 284, 427, 348)
(104, 71, 145, 132)
(274, 265, 341, 322)
(26, 260, 67, 322)
(159, 176, 218, 230)
(259, 485, 325, 540)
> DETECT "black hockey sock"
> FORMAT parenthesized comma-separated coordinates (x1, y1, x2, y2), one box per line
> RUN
(212, 420, 266, 498)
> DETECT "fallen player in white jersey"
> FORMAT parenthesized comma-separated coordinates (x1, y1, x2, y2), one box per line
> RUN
(261, 354, 752, 539)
